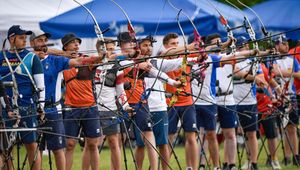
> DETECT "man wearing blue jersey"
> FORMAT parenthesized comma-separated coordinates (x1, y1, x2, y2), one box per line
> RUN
(0, 25, 45, 170)
(192, 33, 265, 170)
(233, 37, 264, 170)
(29, 30, 95, 170)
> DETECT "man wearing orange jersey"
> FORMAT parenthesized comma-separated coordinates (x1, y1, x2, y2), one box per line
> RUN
(163, 33, 199, 170)
(62, 33, 101, 170)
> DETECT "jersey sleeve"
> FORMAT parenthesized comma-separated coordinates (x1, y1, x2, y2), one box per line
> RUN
(55, 56, 70, 71)
(257, 63, 263, 74)
(293, 58, 300, 73)
(210, 54, 222, 68)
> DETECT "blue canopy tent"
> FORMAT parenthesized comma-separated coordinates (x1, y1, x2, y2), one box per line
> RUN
(190, 0, 258, 38)
(245, 0, 300, 40)
(40, 0, 252, 39)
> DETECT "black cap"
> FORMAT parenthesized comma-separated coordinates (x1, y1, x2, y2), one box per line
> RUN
(138, 35, 157, 44)
(7, 25, 32, 38)
(205, 33, 221, 44)
(117, 32, 134, 46)
(61, 33, 82, 50)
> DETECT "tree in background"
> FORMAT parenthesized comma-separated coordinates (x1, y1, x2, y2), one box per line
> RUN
(218, 0, 266, 9)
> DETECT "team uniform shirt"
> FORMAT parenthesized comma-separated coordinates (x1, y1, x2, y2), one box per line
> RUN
(0, 50, 44, 106)
(256, 63, 274, 113)
(216, 55, 235, 106)
(290, 47, 300, 94)
(95, 63, 129, 111)
(192, 54, 221, 105)
(63, 67, 96, 107)
(233, 59, 263, 105)
(290, 46, 300, 63)
(275, 56, 300, 97)
(124, 66, 176, 104)
(166, 67, 192, 106)
(164, 54, 203, 107)
(41, 55, 69, 112)
(146, 58, 189, 112)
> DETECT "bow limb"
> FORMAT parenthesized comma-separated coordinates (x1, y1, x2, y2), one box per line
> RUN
(110, 0, 136, 43)
(205, 0, 236, 53)
(167, 0, 201, 43)
(225, 0, 258, 51)
(237, 0, 268, 37)
(223, 1, 258, 107)
(204, 0, 238, 106)
(73, 0, 107, 53)
(1, 39, 20, 151)
(109, 0, 140, 109)
(13, 47, 45, 111)
(236, 0, 294, 108)
(73, 0, 110, 109)
(167, 0, 207, 105)
(168, 9, 189, 107)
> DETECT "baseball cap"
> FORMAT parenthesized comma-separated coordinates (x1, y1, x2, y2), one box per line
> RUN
(273, 35, 289, 44)
(7, 25, 32, 38)
(236, 36, 247, 47)
(30, 30, 51, 41)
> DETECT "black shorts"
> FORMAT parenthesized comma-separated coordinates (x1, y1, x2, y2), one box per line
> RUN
(258, 114, 278, 139)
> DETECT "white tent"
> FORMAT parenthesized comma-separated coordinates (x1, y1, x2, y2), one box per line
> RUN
(0, 0, 180, 53)
(0, 0, 91, 42)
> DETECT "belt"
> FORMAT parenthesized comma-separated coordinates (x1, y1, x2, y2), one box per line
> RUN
(216, 90, 233, 97)
(44, 101, 61, 108)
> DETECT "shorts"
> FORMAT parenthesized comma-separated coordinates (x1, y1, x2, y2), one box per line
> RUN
(259, 113, 278, 139)
(100, 111, 121, 136)
(168, 105, 197, 134)
(236, 104, 258, 132)
(195, 105, 217, 130)
(130, 103, 152, 132)
(276, 104, 299, 126)
(283, 102, 299, 125)
(40, 111, 66, 151)
(135, 111, 169, 147)
(217, 105, 238, 129)
(64, 106, 101, 138)
(287, 108, 299, 125)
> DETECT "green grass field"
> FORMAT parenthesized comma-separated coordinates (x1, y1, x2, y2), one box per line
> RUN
(10, 140, 300, 170)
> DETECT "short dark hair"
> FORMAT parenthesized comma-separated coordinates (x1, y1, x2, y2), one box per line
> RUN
(96, 38, 115, 50)
(205, 33, 221, 44)
(163, 33, 178, 45)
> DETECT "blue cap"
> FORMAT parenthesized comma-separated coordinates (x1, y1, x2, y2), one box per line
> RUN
(273, 35, 289, 44)
(7, 25, 32, 38)
(236, 36, 247, 46)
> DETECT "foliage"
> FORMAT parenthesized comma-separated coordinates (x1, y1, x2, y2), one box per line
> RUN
(218, 0, 267, 9)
